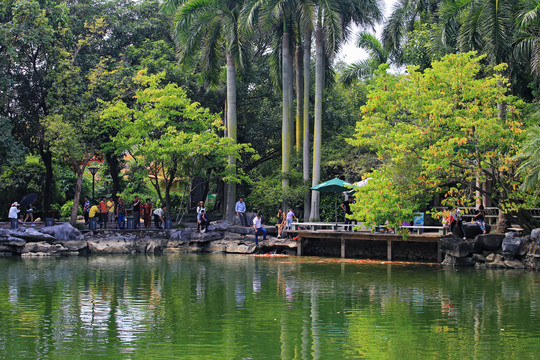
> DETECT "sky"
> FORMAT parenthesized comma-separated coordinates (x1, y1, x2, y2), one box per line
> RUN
(336, 0, 397, 64)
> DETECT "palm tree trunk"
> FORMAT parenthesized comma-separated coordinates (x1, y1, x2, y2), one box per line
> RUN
(225, 50, 237, 221)
(303, 29, 311, 220)
(282, 29, 293, 190)
(310, 24, 323, 220)
(296, 44, 304, 153)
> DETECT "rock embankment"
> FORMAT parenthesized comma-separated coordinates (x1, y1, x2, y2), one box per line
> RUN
(441, 228, 540, 270)
(0, 221, 297, 257)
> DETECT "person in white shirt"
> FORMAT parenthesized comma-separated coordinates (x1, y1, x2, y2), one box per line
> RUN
(252, 213, 266, 245)
(153, 206, 166, 229)
(8, 202, 20, 221)
(235, 198, 247, 226)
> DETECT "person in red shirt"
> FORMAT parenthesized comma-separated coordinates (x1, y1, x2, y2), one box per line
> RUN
(143, 198, 153, 228)
(99, 197, 108, 229)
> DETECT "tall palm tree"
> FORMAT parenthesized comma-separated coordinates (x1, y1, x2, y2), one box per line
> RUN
(163, 0, 247, 220)
(309, 0, 382, 220)
(245, 0, 313, 193)
(382, 0, 442, 64)
(514, 0, 540, 76)
(342, 32, 388, 85)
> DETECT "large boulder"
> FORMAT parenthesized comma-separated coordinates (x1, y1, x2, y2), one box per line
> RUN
(501, 235, 527, 258)
(441, 237, 474, 257)
(227, 225, 256, 235)
(42, 223, 83, 241)
(452, 222, 492, 239)
(11, 228, 55, 242)
(208, 220, 232, 231)
(225, 242, 256, 254)
(531, 228, 540, 245)
(86, 239, 138, 254)
(441, 254, 476, 266)
(189, 231, 223, 242)
(170, 228, 192, 241)
(233, 212, 257, 226)
(474, 234, 505, 252)
(22, 241, 68, 256)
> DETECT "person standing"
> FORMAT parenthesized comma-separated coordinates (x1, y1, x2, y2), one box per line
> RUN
(153, 205, 165, 229)
(235, 198, 247, 226)
(276, 208, 285, 238)
(23, 203, 36, 225)
(83, 196, 91, 226)
(116, 198, 127, 229)
(340, 197, 354, 225)
(99, 197, 108, 229)
(450, 207, 467, 240)
(133, 196, 141, 229)
(286, 209, 297, 229)
(107, 197, 116, 228)
(198, 209, 209, 232)
(143, 199, 153, 228)
(252, 213, 267, 245)
(8, 202, 20, 223)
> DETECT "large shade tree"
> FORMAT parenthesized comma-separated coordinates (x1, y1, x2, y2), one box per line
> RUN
(349, 52, 536, 233)
(163, 0, 248, 220)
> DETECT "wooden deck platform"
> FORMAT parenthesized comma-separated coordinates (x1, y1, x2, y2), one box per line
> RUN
(295, 230, 442, 262)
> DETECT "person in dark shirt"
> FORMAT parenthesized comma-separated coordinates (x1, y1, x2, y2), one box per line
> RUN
(133, 196, 141, 228)
(340, 197, 354, 225)
(474, 204, 487, 234)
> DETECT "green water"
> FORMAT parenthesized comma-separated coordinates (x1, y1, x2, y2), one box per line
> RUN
(0, 254, 538, 359)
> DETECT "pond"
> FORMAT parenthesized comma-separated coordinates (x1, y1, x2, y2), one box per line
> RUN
(0, 254, 538, 359)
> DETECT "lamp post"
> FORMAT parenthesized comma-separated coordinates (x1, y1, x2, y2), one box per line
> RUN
(88, 167, 99, 203)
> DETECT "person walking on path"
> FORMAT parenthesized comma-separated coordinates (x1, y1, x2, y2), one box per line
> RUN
(286, 209, 297, 229)
(253, 213, 267, 245)
(235, 198, 247, 226)
(83, 196, 90, 226)
(196, 201, 205, 231)
(107, 197, 115, 228)
(99, 197, 108, 229)
(116, 198, 127, 229)
(143, 199, 153, 228)
(133, 196, 141, 229)
(153, 206, 165, 229)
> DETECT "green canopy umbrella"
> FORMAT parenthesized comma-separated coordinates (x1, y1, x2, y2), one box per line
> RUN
(310, 178, 353, 192)
(310, 178, 354, 223)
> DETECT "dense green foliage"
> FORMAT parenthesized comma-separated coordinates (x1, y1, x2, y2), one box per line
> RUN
(0, 0, 538, 227)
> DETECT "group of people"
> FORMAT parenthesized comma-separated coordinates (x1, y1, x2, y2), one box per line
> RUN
(446, 205, 488, 238)
(8, 202, 36, 225)
(83, 195, 166, 229)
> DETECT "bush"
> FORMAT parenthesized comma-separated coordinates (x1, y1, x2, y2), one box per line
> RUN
(60, 201, 82, 218)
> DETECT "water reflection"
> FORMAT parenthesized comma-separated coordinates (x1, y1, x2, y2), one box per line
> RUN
(0, 255, 538, 359)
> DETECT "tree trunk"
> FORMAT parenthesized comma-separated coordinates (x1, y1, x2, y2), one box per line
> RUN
(295, 44, 304, 153)
(224, 50, 237, 221)
(105, 152, 121, 200)
(40, 149, 53, 214)
(303, 29, 311, 221)
(282, 29, 293, 191)
(309, 24, 324, 220)
(70, 167, 85, 226)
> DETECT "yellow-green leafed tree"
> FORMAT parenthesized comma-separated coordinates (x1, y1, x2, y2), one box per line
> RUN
(349, 52, 535, 233)
(101, 71, 251, 214)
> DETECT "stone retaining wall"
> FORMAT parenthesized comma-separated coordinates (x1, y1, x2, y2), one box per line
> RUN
(0, 221, 294, 257)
